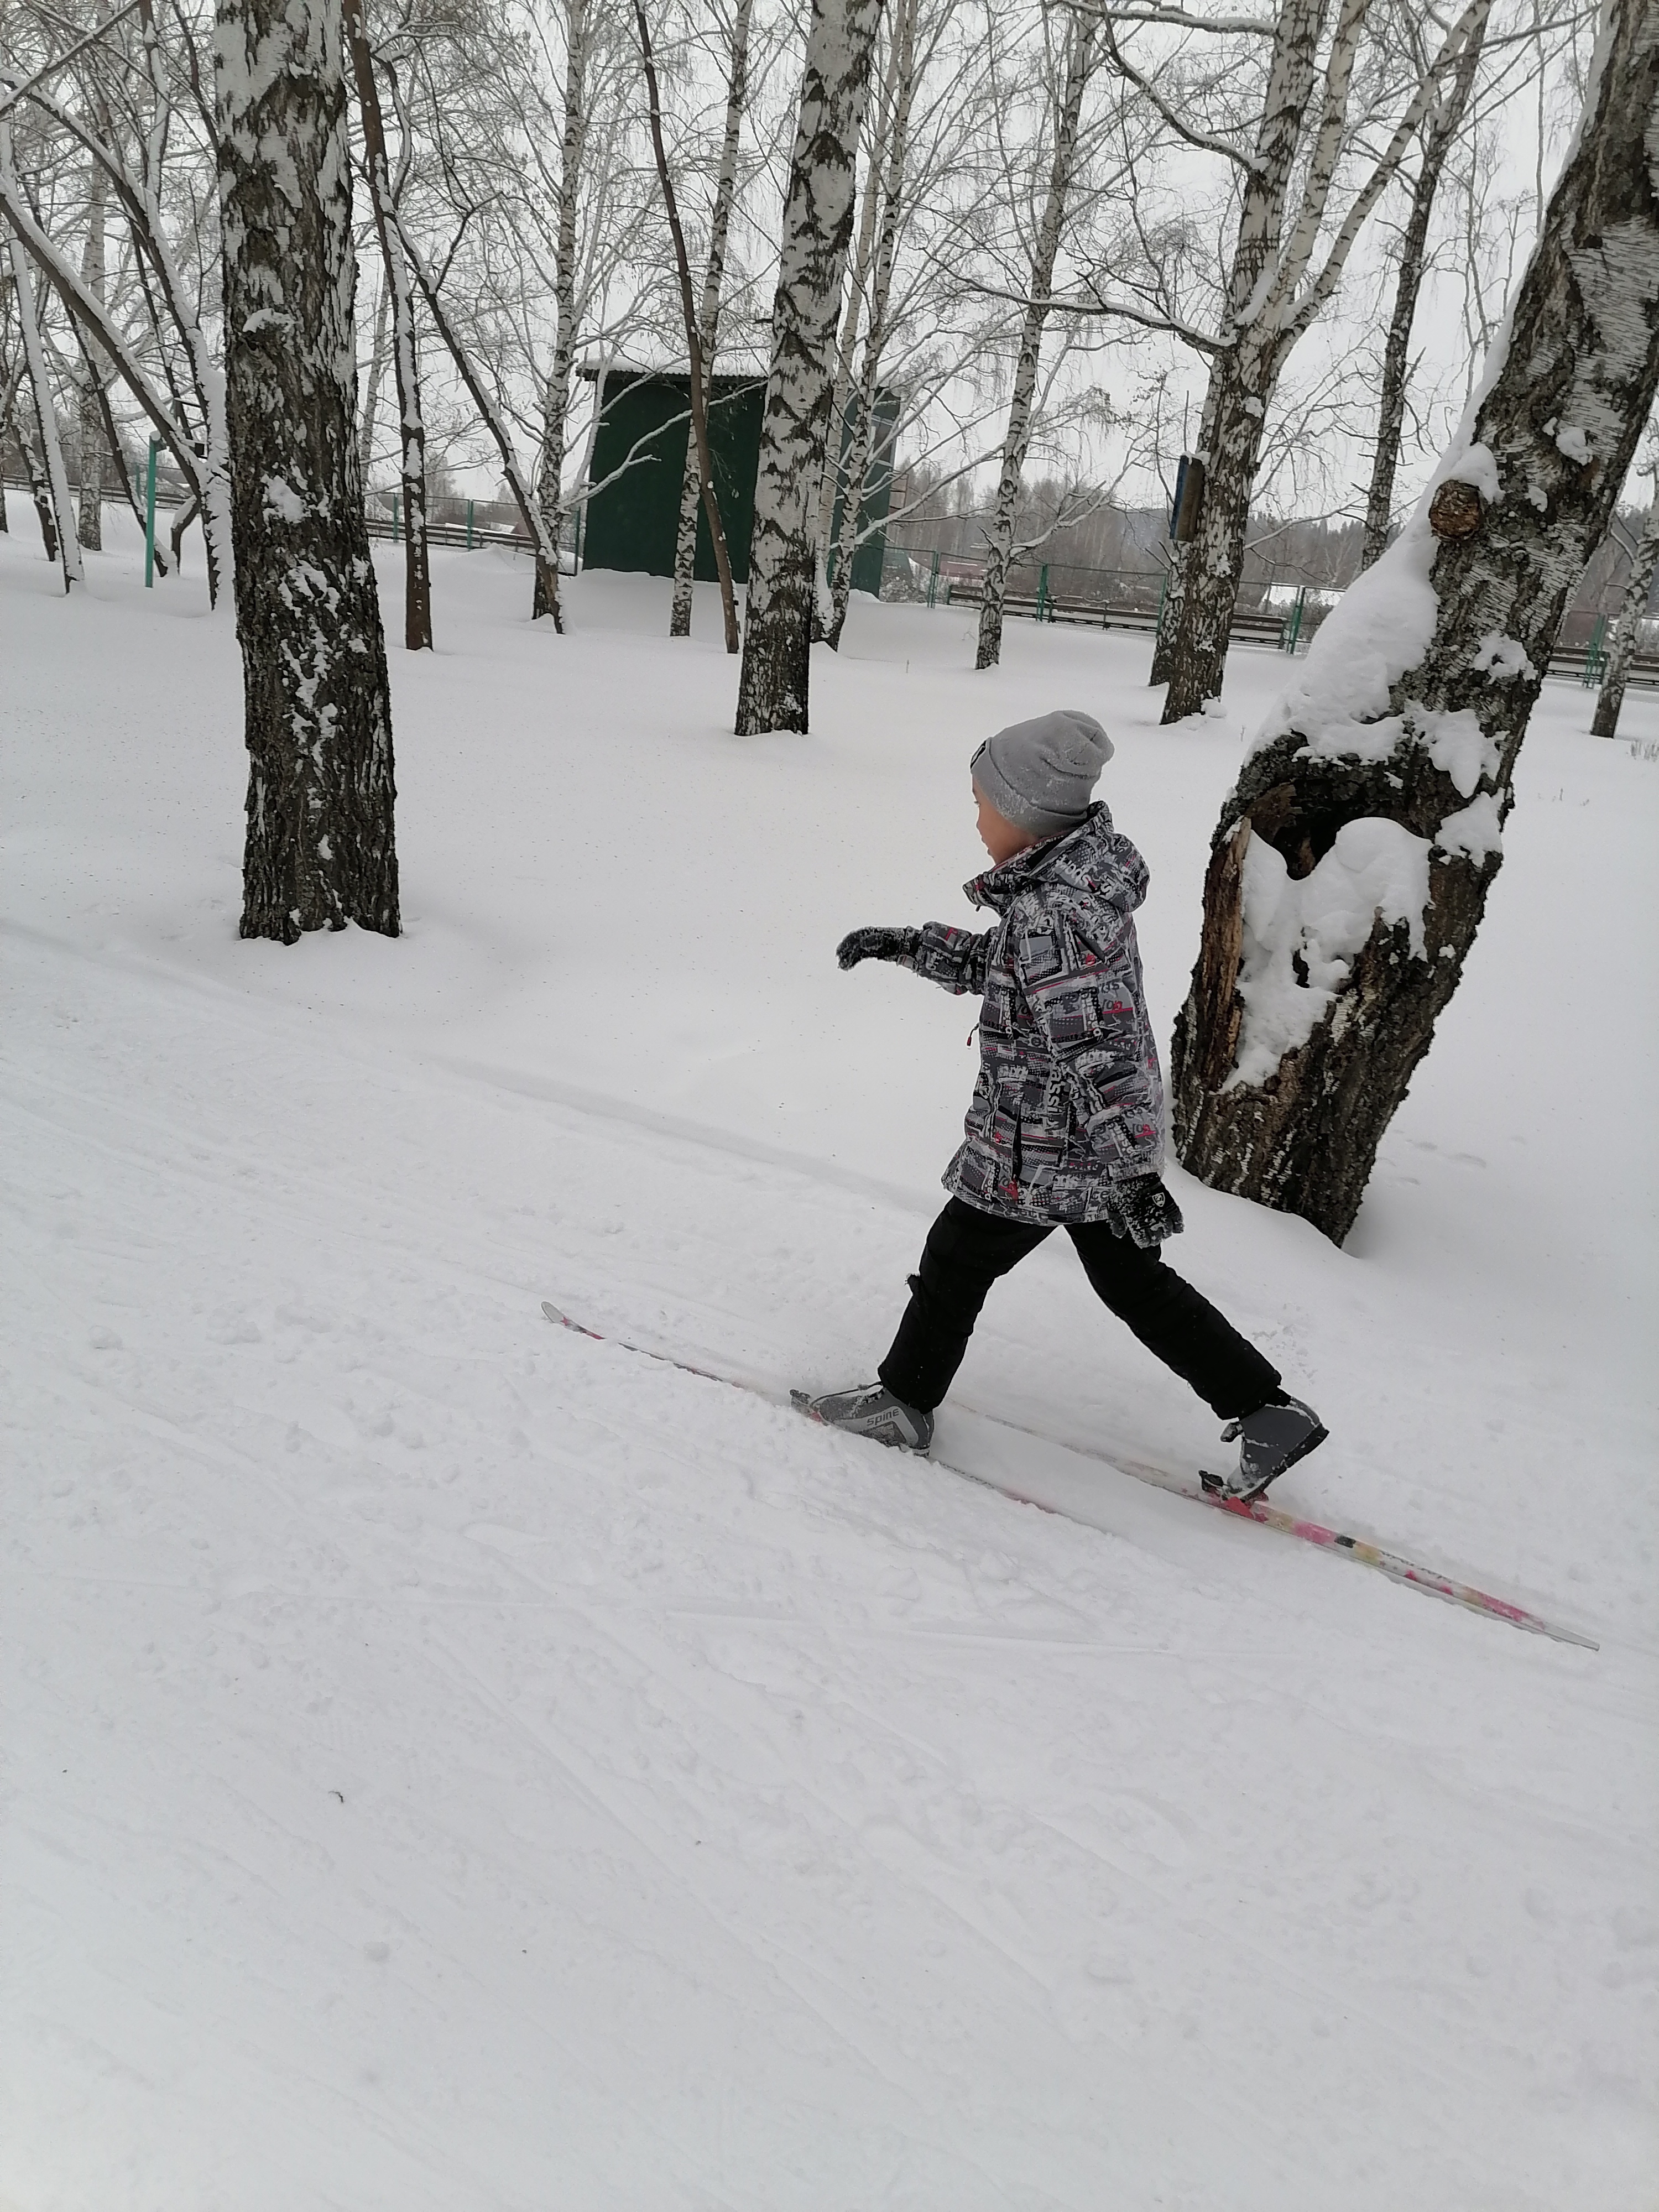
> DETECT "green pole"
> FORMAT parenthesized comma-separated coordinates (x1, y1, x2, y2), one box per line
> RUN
(143, 437, 159, 588)
(1583, 612, 1605, 686)
(466, 498, 474, 549)
(392, 493, 400, 544)
(927, 547, 939, 608)
(1286, 587, 1305, 654)
(1037, 564, 1049, 622)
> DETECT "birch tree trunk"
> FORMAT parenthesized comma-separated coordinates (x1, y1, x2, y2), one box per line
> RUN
(1156, 0, 1324, 716)
(975, 9, 1098, 672)
(1592, 483, 1659, 736)
(637, 0, 740, 653)
(669, 0, 753, 641)
(76, 157, 108, 550)
(733, 0, 884, 738)
(811, 18, 894, 637)
(533, 0, 587, 629)
(1359, 4, 1489, 571)
(345, 0, 431, 650)
(1158, 0, 1488, 723)
(1170, 0, 1659, 1244)
(18, 393, 61, 563)
(826, 0, 916, 650)
(357, 269, 390, 484)
(4, 223, 80, 589)
(216, 0, 399, 942)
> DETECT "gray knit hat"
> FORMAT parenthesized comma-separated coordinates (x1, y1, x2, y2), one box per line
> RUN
(970, 708, 1113, 838)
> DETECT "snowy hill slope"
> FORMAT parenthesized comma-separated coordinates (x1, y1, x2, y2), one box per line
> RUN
(3, 524, 1655, 2208)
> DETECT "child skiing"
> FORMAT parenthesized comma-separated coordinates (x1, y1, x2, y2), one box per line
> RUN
(802, 708, 1326, 1503)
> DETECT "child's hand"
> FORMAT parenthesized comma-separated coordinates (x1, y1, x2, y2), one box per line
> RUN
(836, 926, 920, 971)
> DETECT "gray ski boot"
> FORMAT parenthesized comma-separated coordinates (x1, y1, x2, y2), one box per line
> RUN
(792, 1382, 935, 1454)
(1202, 1394, 1328, 1502)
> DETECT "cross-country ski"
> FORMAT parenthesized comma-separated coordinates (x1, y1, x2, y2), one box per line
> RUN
(545, 1302, 1595, 1650)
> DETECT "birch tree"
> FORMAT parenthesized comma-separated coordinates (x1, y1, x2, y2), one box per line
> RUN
(734, 0, 885, 738)
(1358, 1, 1489, 571)
(975, 1, 1098, 672)
(75, 152, 108, 549)
(530, 0, 588, 627)
(216, 0, 399, 941)
(2, 211, 80, 588)
(667, 0, 752, 644)
(637, 0, 740, 652)
(824, 0, 916, 649)
(1592, 469, 1659, 738)
(1099, 0, 1491, 714)
(1170, 0, 1659, 1244)
(344, 0, 431, 650)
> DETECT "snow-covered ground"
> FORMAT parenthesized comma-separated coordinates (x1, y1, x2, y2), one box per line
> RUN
(4, 513, 1656, 2210)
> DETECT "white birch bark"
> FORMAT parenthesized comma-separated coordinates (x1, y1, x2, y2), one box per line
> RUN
(3, 216, 80, 589)
(669, 0, 753, 641)
(1359, 3, 1489, 569)
(1160, 0, 1491, 721)
(1592, 481, 1659, 737)
(216, 0, 398, 941)
(533, 0, 588, 629)
(76, 155, 107, 550)
(357, 269, 390, 482)
(345, 0, 431, 650)
(811, 16, 895, 633)
(826, 0, 916, 648)
(975, 6, 1098, 672)
(734, 0, 885, 737)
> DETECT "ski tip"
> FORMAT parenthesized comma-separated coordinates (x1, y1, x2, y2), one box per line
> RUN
(541, 1301, 568, 1325)
(790, 1389, 821, 1420)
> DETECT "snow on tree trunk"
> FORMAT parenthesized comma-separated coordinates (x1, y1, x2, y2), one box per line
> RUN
(975, 9, 1097, 674)
(733, 0, 883, 738)
(345, 0, 432, 651)
(216, 0, 399, 943)
(4, 223, 80, 590)
(1592, 482, 1659, 736)
(669, 0, 752, 643)
(1359, 3, 1489, 572)
(1170, 0, 1659, 1245)
(826, 0, 916, 650)
(76, 156, 108, 551)
(533, 0, 588, 630)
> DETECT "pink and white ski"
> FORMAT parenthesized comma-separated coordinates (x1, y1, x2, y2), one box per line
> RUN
(541, 1301, 1597, 1651)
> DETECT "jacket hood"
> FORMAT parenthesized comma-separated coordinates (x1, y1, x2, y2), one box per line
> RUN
(966, 801, 1148, 917)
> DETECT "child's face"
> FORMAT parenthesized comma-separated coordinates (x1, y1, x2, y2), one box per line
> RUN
(974, 782, 1034, 867)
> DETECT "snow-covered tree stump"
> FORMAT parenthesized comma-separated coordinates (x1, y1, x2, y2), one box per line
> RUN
(1171, 0, 1659, 1244)
(216, 0, 399, 943)
(734, 0, 883, 737)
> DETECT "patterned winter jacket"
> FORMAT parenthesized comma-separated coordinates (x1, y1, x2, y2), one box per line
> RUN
(900, 802, 1183, 1246)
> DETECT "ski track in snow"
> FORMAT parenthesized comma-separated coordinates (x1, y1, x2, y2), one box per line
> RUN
(3, 521, 1656, 2208)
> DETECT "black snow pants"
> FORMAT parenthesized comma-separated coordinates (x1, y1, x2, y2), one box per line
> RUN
(878, 1196, 1281, 1420)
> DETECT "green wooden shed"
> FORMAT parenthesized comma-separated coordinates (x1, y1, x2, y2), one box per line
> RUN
(580, 368, 901, 595)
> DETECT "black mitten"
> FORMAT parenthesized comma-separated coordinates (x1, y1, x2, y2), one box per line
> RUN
(836, 926, 921, 971)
